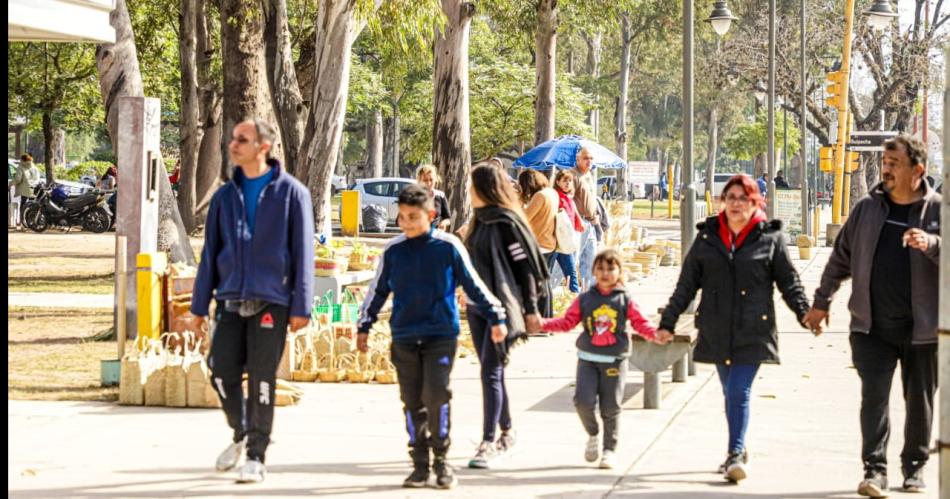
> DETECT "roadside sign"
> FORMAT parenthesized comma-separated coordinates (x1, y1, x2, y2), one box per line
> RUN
(847, 131, 898, 152)
(774, 189, 803, 237)
(627, 161, 660, 184)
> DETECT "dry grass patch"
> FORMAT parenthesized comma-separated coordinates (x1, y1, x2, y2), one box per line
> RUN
(8, 306, 119, 401)
(8, 231, 207, 294)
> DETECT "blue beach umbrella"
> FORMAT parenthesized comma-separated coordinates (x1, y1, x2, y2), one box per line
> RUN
(512, 135, 626, 170)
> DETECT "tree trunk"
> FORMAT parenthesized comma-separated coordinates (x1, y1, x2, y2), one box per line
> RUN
(615, 16, 630, 199)
(383, 115, 394, 178)
(390, 98, 401, 177)
(95, 0, 195, 265)
(220, 0, 278, 179)
(533, 0, 557, 145)
(195, 0, 223, 213)
(432, 0, 475, 230)
(366, 109, 384, 178)
(298, 0, 380, 235)
(849, 168, 867, 211)
(42, 112, 55, 182)
(263, 0, 307, 177)
(584, 30, 601, 140)
(705, 107, 718, 200)
(95, 0, 144, 154)
(178, 0, 201, 233)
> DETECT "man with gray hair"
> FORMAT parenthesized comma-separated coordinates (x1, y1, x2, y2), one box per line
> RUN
(803, 134, 940, 496)
(571, 147, 599, 288)
(191, 119, 314, 484)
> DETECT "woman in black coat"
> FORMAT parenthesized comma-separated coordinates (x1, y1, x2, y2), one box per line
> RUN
(655, 174, 811, 483)
(465, 160, 549, 469)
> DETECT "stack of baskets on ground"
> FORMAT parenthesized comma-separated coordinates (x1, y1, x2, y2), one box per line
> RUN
(287, 311, 398, 384)
(119, 332, 303, 407)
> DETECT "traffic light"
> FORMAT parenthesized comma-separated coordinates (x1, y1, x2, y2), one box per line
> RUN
(819, 146, 834, 172)
(825, 71, 846, 110)
(846, 151, 860, 173)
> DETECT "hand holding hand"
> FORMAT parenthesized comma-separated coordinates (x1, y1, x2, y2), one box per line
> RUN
(524, 313, 543, 334)
(903, 228, 930, 251)
(356, 332, 369, 353)
(653, 329, 674, 345)
(802, 307, 829, 335)
(491, 324, 508, 344)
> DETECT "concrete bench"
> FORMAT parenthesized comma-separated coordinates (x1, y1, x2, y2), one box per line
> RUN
(628, 311, 698, 409)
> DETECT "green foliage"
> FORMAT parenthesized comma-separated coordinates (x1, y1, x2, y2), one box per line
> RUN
(723, 111, 800, 161)
(347, 55, 388, 117)
(128, 0, 183, 120)
(7, 42, 103, 136)
(400, 17, 594, 164)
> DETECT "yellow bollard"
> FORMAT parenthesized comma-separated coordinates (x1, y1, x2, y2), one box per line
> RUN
(813, 205, 821, 244)
(340, 190, 361, 237)
(705, 190, 713, 216)
(667, 164, 674, 219)
(136, 252, 167, 343)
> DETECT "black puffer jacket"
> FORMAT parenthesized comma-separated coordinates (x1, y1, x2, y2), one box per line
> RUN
(659, 216, 810, 365)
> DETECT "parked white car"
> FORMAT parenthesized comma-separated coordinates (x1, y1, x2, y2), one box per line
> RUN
(349, 177, 414, 223)
(696, 172, 752, 199)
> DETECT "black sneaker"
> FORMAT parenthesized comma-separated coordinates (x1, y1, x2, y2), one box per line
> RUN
(902, 467, 925, 493)
(433, 458, 457, 489)
(402, 466, 429, 488)
(857, 470, 888, 498)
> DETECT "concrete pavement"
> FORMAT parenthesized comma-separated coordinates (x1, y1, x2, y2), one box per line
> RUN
(8, 225, 941, 498)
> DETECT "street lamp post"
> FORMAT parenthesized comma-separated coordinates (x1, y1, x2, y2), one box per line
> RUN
(682, 0, 736, 257)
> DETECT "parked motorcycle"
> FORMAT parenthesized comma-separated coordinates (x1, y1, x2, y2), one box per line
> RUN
(23, 184, 114, 233)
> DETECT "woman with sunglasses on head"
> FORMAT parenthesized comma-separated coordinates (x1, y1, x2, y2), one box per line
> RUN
(654, 174, 812, 484)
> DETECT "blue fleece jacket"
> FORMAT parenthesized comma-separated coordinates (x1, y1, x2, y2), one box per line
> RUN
(357, 228, 506, 342)
(191, 159, 315, 318)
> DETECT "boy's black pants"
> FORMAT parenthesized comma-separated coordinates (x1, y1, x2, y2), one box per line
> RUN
(850, 331, 937, 476)
(391, 337, 457, 464)
(209, 303, 289, 463)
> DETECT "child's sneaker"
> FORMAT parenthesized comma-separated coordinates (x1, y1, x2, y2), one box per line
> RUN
(584, 435, 600, 463)
(236, 458, 265, 484)
(433, 458, 457, 489)
(402, 466, 429, 488)
(215, 438, 245, 471)
(468, 441, 497, 469)
(599, 450, 617, 469)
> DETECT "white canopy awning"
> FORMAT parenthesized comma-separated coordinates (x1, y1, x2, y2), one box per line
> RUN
(9, 0, 115, 43)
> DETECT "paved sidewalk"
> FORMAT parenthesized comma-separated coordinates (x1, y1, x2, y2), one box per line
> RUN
(8, 227, 940, 497)
(8, 292, 114, 309)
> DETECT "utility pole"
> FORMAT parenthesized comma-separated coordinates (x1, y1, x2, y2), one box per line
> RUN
(939, 42, 949, 499)
(800, 0, 809, 236)
(681, 0, 696, 254)
(766, 0, 777, 218)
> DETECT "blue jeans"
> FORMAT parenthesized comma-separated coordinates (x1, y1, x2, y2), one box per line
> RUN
(576, 219, 597, 289)
(551, 252, 579, 293)
(715, 363, 760, 454)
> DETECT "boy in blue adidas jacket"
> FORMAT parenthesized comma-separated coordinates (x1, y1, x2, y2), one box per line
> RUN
(356, 184, 507, 490)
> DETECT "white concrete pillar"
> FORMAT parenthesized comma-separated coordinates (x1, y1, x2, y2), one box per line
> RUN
(114, 97, 161, 340)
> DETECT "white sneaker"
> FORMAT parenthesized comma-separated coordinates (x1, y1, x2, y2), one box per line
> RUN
(584, 435, 600, 463)
(236, 458, 266, 484)
(599, 450, 617, 469)
(215, 439, 246, 471)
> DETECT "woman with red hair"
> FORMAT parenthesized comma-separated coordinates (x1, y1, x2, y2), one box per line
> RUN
(654, 174, 812, 483)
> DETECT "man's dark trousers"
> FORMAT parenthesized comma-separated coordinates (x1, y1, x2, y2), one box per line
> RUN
(850, 330, 937, 476)
(390, 337, 457, 465)
(209, 303, 289, 463)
